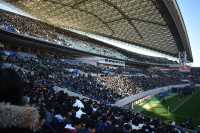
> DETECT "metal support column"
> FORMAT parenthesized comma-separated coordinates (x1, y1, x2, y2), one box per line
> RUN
(179, 51, 187, 65)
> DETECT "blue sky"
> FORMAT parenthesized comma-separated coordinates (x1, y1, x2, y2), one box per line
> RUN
(177, 0, 200, 67)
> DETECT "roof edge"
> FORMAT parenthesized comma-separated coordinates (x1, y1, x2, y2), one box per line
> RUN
(161, 0, 193, 62)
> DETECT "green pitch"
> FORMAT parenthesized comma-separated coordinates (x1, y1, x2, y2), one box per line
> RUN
(134, 89, 200, 126)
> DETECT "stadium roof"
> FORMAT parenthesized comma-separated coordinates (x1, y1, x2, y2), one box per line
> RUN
(5, 0, 193, 61)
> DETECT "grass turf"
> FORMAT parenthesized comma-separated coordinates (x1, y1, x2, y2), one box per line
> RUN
(134, 89, 200, 126)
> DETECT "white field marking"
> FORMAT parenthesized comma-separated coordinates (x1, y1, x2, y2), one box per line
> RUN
(171, 94, 193, 113)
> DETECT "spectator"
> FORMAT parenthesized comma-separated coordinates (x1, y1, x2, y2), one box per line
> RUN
(0, 68, 42, 133)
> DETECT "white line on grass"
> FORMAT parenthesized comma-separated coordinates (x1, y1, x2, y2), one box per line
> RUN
(171, 94, 193, 113)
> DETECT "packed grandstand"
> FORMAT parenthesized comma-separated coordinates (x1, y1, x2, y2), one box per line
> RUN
(0, 0, 200, 133)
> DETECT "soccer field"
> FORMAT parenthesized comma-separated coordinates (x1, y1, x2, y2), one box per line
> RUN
(134, 89, 200, 126)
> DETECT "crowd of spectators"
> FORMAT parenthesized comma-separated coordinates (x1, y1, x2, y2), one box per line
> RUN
(0, 65, 189, 133)
(1, 49, 187, 105)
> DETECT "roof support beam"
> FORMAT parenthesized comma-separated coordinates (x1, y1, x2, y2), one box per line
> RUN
(72, 0, 90, 8)
(130, 17, 167, 27)
(107, 16, 167, 27)
(101, 0, 143, 40)
(76, 8, 115, 35)
(47, 0, 114, 35)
